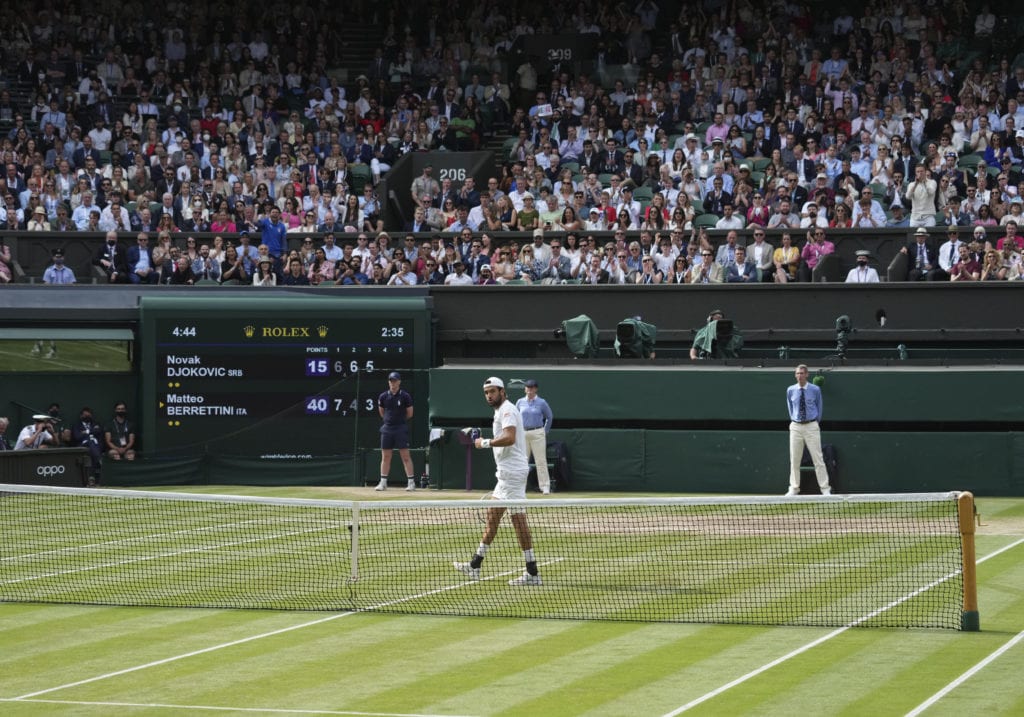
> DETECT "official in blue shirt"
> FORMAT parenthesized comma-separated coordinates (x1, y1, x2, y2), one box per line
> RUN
(515, 379, 554, 494)
(785, 364, 831, 496)
(375, 371, 416, 491)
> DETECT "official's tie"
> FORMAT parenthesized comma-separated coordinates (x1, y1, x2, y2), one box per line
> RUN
(949, 243, 956, 264)
(918, 246, 926, 269)
(798, 388, 807, 422)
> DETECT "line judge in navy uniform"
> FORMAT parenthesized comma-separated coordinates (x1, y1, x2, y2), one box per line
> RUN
(785, 364, 831, 496)
(515, 379, 554, 493)
(375, 371, 416, 491)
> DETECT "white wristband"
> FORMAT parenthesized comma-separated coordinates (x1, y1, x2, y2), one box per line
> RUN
(481, 439, 491, 448)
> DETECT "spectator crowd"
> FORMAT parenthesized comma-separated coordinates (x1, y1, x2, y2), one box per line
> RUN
(2, 1, 1024, 286)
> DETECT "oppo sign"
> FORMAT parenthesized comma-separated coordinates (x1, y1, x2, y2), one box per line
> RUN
(36, 465, 67, 477)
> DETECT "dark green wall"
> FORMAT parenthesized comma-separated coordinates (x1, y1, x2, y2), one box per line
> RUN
(429, 367, 1024, 423)
(428, 366, 1024, 496)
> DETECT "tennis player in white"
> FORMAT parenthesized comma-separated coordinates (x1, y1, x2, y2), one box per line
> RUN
(454, 376, 542, 586)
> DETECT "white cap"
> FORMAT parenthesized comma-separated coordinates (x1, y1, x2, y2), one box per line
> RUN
(482, 376, 504, 389)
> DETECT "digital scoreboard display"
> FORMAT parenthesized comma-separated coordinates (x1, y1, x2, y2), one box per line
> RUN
(140, 296, 432, 460)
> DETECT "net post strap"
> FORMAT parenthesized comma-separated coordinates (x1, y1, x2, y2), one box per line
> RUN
(957, 491, 980, 631)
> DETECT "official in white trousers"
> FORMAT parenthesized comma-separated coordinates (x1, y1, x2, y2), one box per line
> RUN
(515, 378, 554, 494)
(785, 364, 831, 495)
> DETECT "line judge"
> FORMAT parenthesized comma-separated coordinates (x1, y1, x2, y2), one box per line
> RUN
(515, 378, 553, 494)
(785, 365, 831, 496)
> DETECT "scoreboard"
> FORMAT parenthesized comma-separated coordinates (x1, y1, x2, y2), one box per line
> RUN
(139, 296, 432, 460)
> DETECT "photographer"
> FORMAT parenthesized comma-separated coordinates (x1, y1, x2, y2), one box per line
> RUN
(14, 414, 59, 450)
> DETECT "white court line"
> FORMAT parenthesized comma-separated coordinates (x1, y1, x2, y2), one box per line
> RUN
(11, 558, 563, 701)
(0, 697, 477, 717)
(661, 536, 1024, 716)
(904, 629, 1024, 717)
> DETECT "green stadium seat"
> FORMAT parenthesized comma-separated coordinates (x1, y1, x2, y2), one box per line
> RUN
(690, 199, 704, 215)
(502, 136, 518, 158)
(598, 173, 613, 188)
(752, 158, 771, 172)
(694, 213, 720, 229)
(632, 186, 654, 202)
(349, 164, 373, 193)
(561, 162, 580, 174)
(958, 154, 983, 171)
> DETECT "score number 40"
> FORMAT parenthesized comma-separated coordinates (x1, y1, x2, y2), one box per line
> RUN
(305, 359, 376, 376)
(305, 396, 374, 415)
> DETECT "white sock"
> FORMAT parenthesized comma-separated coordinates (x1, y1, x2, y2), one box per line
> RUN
(476, 542, 489, 558)
(524, 548, 535, 562)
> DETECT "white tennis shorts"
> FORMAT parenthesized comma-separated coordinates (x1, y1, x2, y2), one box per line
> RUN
(492, 470, 528, 512)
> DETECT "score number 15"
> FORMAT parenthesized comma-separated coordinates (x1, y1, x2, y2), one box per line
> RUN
(305, 359, 375, 376)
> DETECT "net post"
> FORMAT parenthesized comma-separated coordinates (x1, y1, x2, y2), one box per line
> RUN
(958, 491, 980, 631)
(350, 501, 360, 583)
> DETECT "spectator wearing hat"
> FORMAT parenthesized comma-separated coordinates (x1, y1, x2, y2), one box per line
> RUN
(901, 227, 939, 281)
(845, 250, 880, 283)
(887, 201, 910, 227)
(26, 205, 50, 231)
(42, 248, 75, 285)
(475, 263, 498, 285)
(443, 259, 473, 285)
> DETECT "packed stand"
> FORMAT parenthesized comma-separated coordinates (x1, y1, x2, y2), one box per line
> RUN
(1, 2, 1023, 284)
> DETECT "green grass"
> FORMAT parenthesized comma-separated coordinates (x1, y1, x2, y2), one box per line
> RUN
(0, 490, 1022, 716)
(0, 340, 132, 372)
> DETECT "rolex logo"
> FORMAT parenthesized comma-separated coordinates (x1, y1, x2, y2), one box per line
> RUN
(317, 325, 328, 338)
(243, 325, 255, 338)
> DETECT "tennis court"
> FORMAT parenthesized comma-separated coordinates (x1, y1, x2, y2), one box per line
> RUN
(2, 486, 1023, 716)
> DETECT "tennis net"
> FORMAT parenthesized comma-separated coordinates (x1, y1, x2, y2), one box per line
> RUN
(0, 485, 976, 629)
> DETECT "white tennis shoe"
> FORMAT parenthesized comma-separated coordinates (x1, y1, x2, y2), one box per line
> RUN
(785, 488, 799, 496)
(374, 480, 387, 491)
(453, 562, 480, 580)
(406, 479, 416, 491)
(508, 572, 542, 586)
(821, 487, 832, 495)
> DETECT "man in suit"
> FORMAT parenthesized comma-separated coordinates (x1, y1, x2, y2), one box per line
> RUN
(746, 228, 775, 281)
(901, 227, 940, 281)
(783, 108, 804, 143)
(788, 145, 816, 186)
(93, 230, 129, 283)
(72, 136, 101, 170)
(578, 139, 601, 173)
(126, 232, 158, 284)
(598, 138, 624, 174)
(726, 245, 759, 282)
(620, 150, 644, 186)
(703, 176, 733, 217)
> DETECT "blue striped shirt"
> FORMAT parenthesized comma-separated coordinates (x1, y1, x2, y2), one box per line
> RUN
(786, 382, 822, 423)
